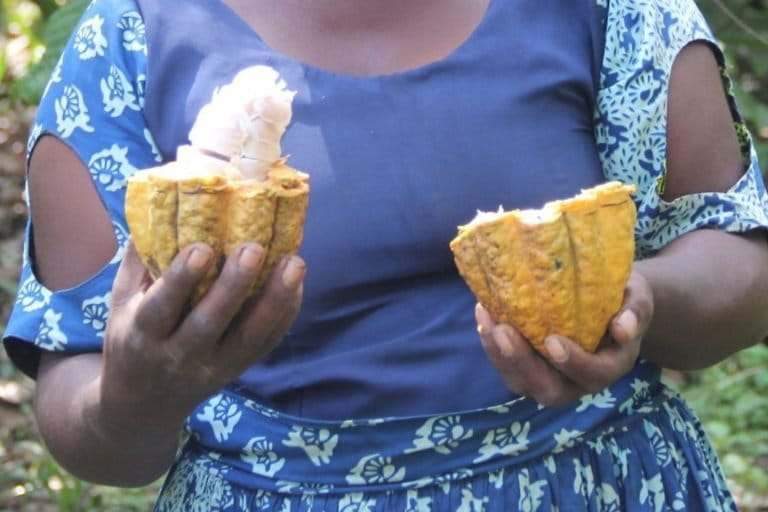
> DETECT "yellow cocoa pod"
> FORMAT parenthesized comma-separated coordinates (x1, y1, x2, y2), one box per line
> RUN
(450, 181, 637, 355)
(125, 159, 309, 303)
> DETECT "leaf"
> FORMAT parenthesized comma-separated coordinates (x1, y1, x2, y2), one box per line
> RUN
(11, 0, 89, 105)
(0, 274, 17, 295)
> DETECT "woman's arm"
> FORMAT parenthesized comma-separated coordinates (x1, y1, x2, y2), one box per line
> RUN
(36, 352, 182, 487)
(637, 223, 768, 371)
(30, 138, 305, 486)
(476, 43, 768, 405)
(638, 42, 768, 369)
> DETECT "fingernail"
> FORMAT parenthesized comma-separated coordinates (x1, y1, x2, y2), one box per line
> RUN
(238, 245, 263, 271)
(545, 336, 568, 363)
(187, 248, 211, 271)
(281, 256, 306, 289)
(616, 309, 638, 341)
(496, 328, 515, 358)
(475, 303, 493, 332)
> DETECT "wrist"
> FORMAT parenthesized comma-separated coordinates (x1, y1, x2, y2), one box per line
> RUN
(81, 376, 186, 449)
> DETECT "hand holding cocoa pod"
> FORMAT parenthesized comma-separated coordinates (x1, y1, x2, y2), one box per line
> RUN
(475, 268, 653, 407)
(99, 242, 305, 432)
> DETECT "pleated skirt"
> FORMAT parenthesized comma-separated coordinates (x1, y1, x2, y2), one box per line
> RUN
(153, 372, 736, 511)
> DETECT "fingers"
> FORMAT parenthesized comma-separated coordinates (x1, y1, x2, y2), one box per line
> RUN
(133, 244, 214, 338)
(475, 301, 645, 407)
(110, 242, 150, 312)
(542, 334, 641, 395)
(218, 255, 306, 366)
(476, 305, 577, 407)
(173, 244, 265, 351)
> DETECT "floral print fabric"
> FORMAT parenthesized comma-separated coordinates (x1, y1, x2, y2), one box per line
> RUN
(3, 0, 767, 509)
(155, 367, 737, 511)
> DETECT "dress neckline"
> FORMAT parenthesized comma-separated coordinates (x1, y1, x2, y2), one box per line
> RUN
(211, 0, 498, 80)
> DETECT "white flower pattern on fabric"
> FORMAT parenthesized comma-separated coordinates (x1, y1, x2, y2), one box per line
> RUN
(55, 85, 94, 137)
(456, 487, 489, 512)
(154, 457, 235, 512)
(644, 419, 672, 467)
(619, 378, 653, 414)
(118, 11, 146, 53)
(243, 400, 280, 419)
(275, 480, 333, 495)
(405, 468, 474, 492)
(597, 483, 621, 512)
(81, 292, 110, 337)
(573, 458, 596, 499)
(36, 309, 68, 351)
(101, 64, 140, 117)
(639, 473, 665, 512)
(575, 389, 616, 412)
(16, 274, 51, 312)
(241, 437, 285, 477)
(74, 14, 108, 60)
(88, 144, 137, 192)
(197, 394, 243, 443)
(282, 425, 339, 466)
(406, 415, 473, 455)
(553, 428, 584, 454)
(474, 421, 531, 463)
(518, 469, 547, 512)
(488, 467, 504, 490)
(110, 221, 130, 264)
(404, 490, 432, 512)
(607, 437, 631, 481)
(672, 491, 687, 511)
(338, 493, 376, 512)
(544, 456, 557, 474)
(346, 454, 406, 485)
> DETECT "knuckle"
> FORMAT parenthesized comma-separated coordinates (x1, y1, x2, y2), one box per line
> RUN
(626, 282, 654, 322)
(186, 311, 219, 342)
(195, 362, 219, 384)
(134, 295, 167, 333)
(634, 294, 654, 323)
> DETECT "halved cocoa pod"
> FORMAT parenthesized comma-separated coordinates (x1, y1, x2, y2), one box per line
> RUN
(450, 181, 636, 355)
(126, 160, 309, 303)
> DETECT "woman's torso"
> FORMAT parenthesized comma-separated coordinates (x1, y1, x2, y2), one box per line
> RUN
(138, 0, 613, 419)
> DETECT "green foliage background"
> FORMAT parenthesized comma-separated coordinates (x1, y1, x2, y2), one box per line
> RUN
(0, 0, 767, 510)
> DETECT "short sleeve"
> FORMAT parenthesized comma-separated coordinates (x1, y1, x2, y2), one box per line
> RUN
(594, 0, 768, 258)
(2, 0, 159, 377)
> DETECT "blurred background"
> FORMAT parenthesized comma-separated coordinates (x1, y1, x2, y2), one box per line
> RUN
(0, 0, 767, 510)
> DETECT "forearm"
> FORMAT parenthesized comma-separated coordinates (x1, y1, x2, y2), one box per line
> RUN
(35, 353, 183, 487)
(636, 228, 768, 370)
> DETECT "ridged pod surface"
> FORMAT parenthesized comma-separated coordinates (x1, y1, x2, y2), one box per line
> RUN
(450, 181, 637, 354)
(125, 162, 309, 303)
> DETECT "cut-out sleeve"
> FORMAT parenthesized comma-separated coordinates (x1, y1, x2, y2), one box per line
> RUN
(2, 0, 158, 377)
(594, 0, 768, 258)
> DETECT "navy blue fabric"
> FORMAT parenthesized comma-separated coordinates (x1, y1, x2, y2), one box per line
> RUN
(138, 0, 607, 419)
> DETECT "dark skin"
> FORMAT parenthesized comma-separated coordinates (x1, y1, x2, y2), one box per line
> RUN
(29, 0, 768, 487)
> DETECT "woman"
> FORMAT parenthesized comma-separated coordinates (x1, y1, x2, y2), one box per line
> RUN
(4, 0, 768, 509)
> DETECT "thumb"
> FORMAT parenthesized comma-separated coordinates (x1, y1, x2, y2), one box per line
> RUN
(610, 271, 654, 345)
(110, 240, 150, 311)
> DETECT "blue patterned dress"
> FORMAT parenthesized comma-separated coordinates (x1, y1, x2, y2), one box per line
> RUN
(4, 0, 768, 510)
